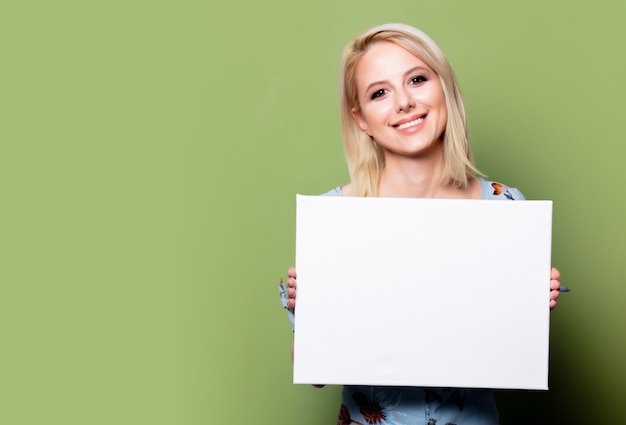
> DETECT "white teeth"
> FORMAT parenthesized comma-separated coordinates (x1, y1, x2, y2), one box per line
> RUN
(397, 118, 423, 130)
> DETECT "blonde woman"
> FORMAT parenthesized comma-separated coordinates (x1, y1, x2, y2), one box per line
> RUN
(280, 23, 562, 425)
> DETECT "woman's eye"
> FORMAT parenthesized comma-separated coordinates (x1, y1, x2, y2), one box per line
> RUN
(370, 89, 386, 100)
(410, 75, 427, 85)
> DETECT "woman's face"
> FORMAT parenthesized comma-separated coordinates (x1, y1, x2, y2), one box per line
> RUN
(352, 42, 448, 159)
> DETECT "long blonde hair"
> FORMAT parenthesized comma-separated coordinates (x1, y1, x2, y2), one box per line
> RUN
(340, 23, 481, 197)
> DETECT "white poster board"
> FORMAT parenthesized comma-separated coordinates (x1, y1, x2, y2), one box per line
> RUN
(293, 195, 552, 390)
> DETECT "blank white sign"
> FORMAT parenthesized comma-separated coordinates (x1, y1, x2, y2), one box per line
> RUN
(293, 195, 552, 390)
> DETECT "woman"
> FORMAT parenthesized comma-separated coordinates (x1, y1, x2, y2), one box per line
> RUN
(279, 23, 562, 425)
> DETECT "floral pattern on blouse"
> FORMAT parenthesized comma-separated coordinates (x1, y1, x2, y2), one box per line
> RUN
(491, 182, 516, 200)
(337, 386, 495, 425)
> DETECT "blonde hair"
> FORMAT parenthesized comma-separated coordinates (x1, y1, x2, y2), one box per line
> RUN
(340, 23, 481, 197)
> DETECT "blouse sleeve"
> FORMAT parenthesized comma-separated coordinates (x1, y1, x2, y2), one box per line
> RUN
(278, 278, 295, 331)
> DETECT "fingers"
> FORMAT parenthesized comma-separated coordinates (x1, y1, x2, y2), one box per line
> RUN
(550, 297, 558, 310)
(550, 277, 560, 291)
(550, 286, 561, 300)
(287, 284, 296, 297)
(286, 267, 297, 312)
(288, 276, 297, 291)
(550, 267, 561, 281)
(550, 284, 560, 309)
(550, 268, 561, 290)
(549, 266, 563, 310)
(550, 288, 560, 308)
(288, 267, 297, 279)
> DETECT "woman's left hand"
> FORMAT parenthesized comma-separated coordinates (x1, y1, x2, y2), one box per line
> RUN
(550, 267, 561, 310)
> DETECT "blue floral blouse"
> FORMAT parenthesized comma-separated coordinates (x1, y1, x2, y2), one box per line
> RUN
(279, 178, 525, 425)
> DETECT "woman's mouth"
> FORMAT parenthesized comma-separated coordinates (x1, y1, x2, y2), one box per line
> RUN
(395, 117, 424, 130)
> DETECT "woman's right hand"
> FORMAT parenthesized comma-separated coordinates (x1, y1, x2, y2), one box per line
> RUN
(287, 266, 324, 388)
(286, 267, 297, 313)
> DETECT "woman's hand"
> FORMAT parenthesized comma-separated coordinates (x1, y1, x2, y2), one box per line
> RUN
(550, 267, 561, 310)
(286, 267, 297, 313)
(286, 268, 324, 387)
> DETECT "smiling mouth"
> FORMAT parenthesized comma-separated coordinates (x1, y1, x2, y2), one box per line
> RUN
(395, 117, 424, 130)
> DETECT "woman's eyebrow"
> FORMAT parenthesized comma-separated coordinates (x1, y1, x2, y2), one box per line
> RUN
(403, 66, 431, 77)
(364, 79, 387, 93)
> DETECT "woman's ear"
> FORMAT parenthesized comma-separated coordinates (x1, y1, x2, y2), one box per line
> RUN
(351, 108, 371, 136)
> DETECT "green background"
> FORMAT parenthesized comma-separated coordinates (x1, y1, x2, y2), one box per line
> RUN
(1, 0, 624, 423)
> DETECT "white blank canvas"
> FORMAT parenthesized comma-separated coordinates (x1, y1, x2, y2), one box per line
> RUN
(293, 195, 552, 390)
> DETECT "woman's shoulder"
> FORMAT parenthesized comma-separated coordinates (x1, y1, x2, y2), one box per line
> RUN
(479, 177, 526, 200)
(320, 183, 351, 197)
(320, 187, 343, 196)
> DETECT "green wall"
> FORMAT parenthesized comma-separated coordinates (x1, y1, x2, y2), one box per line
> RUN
(1, 0, 624, 423)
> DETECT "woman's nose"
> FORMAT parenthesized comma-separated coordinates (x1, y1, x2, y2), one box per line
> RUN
(396, 89, 415, 112)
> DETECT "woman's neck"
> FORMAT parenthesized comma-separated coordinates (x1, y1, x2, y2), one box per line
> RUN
(378, 152, 479, 199)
